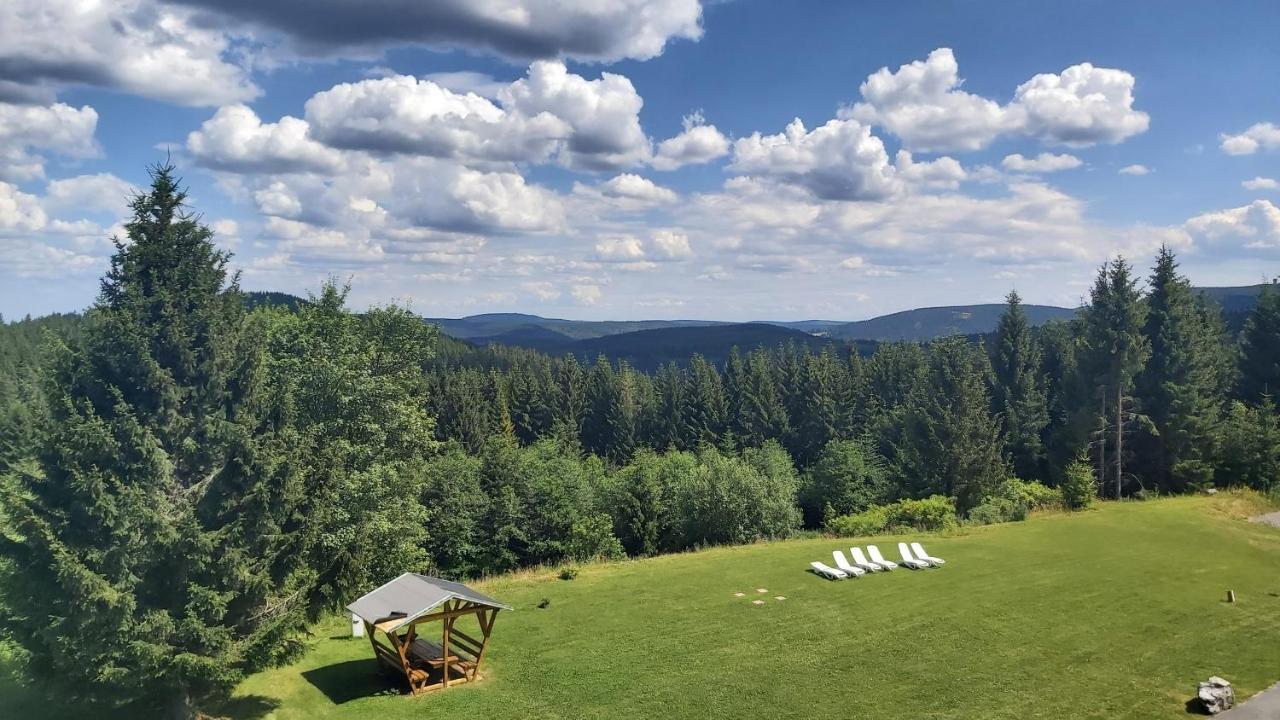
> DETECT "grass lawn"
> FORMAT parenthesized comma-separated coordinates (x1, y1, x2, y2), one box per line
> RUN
(6, 494, 1280, 719)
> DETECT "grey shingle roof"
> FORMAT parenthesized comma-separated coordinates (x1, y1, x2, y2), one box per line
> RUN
(347, 573, 512, 631)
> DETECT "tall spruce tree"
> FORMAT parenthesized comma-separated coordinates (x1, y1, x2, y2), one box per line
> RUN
(730, 348, 789, 448)
(0, 166, 303, 718)
(682, 353, 726, 448)
(1239, 283, 1280, 403)
(1079, 257, 1149, 498)
(581, 357, 635, 462)
(990, 290, 1049, 480)
(890, 337, 1008, 513)
(1134, 247, 1230, 491)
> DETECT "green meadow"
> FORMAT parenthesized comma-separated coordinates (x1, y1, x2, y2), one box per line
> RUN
(6, 494, 1280, 720)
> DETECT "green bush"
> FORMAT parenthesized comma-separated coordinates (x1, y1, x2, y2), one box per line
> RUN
(824, 495, 957, 536)
(967, 496, 1029, 525)
(558, 567, 579, 581)
(824, 505, 891, 536)
(890, 495, 959, 531)
(799, 440, 889, 526)
(1006, 478, 1062, 510)
(1060, 452, 1096, 510)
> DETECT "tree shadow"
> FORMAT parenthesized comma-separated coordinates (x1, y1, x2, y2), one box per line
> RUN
(203, 694, 282, 720)
(302, 659, 403, 704)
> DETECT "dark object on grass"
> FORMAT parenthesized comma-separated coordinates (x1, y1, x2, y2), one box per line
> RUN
(1226, 589, 1236, 603)
(558, 567, 578, 581)
(1196, 676, 1236, 714)
(537, 598, 551, 609)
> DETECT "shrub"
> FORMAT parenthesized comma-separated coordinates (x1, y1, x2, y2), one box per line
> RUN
(1060, 452, 1096, 510)
(799, 440, 889, 527)
(566, 513, 625, 562)
(825, 495, 957, 536)
(889, 495, 959, 531)
(967, 496, 1029, 525)
(824, 505, 891, 536)
(1005, 478, 1062, 510)
(558, 567, 578, 581)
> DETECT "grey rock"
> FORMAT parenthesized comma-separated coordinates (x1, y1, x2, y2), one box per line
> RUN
(1198, 676, 1236, 715)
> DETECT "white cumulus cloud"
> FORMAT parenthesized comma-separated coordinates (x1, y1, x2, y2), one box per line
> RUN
(1001, 153, 1083, 173)
(1118, 164, 1150, 176)
(652, 112, 730, 170)
(187, 105, 345, 174)
(730, 118, 899, 201)
(1220, 122, 1280, 155)
(1243, 177, 1280, 191)
(0, 102, 99, 182)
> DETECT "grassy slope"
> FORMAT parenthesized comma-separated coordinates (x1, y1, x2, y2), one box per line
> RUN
(7, 495, 1280, 719)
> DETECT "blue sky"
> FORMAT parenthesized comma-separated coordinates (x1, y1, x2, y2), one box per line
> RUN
(1, 0, 1278, 321)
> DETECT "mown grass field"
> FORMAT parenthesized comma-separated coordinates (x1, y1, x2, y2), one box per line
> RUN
(6, 494, 1280, 719)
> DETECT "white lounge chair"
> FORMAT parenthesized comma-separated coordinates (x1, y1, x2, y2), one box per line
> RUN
(810, 561, 848, 580)
(849, 546, 882, 572)
(911, 542, 945, 566)
(866, 545, 898, 571)
(897, 542, 931, 570)
(832, 550, 867, 578)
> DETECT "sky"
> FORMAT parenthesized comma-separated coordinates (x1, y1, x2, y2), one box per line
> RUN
(1, 0, 1278, 322)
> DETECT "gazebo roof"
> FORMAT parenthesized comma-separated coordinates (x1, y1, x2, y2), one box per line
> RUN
(347, 573, 512, 633)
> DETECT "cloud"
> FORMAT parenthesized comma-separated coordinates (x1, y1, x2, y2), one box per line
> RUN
(730, 118, 899, 201)
(0, 181, 47, 232)
(1001, 153, 1082, 173)
(303, 73, 567, 163)
(846, 48, 1148, 151)
(1184, 199, 1280, 249)
(650, 229, 692, 258)
(1220, 122, 1280, 155)
(521, 281, 560, 301)
(895, 151, 966, 190)
(1008, 62, 1149, 146)
(596, 174, 677, 204)
(595, 235, 647, 261)
(501, 61, 650, 170)
(187, 105, 345, 174)
(1118, 164, 1150, 176)
(652, 112, 730, 170)
(846, 48, 1006, 152)
(572, 283, 602, 305)
(1243, 177, 1280, 191)
(163, 0, 703, 63)
(0, 102, 99, 182)
(43, 174, 137, 216)
(0, 0, 258, 107)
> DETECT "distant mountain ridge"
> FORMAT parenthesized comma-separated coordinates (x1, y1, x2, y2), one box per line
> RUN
(243, 284, 1272, 365)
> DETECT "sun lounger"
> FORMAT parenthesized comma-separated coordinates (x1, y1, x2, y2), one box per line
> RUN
(866, 544, 898, 571)
(832, 550, 867, 578)
(810, 561, 848, 580)
(911, 542, 945, 566)
(849, 546, 882, 572)
(897, 542, 931, 569)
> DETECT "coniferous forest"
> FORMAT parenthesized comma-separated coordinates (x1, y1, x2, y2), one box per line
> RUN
(2, 167, 1279, 716)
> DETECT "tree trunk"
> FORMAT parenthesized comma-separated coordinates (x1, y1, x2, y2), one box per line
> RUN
(168, 688, 195, 720)
(1115, 384, 1123, 500)
(1098, 392, 1107, 495)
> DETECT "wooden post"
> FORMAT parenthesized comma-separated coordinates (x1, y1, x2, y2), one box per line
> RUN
(442, 601, 453, 689)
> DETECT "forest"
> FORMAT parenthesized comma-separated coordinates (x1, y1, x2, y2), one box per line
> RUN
(1, 166, 1279, 717)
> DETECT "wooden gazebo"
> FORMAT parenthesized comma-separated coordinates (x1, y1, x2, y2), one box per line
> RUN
(347, 573, 512, 695)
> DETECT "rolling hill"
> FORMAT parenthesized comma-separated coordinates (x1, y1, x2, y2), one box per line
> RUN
(824, 303, 1079, 341)
(562, 323, 856, 370)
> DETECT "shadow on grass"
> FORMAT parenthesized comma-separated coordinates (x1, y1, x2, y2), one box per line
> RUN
(303, 659, 403, 704)
(204, 694, 282, 720)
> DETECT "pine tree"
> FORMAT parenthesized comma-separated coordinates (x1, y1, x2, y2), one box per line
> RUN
(0, 166, 302, 718)
(1134, 247, 1230, 491)
(682, 353, 726, 448)
(581, 357, 635, 462)
(1239, 283, 1280, 403)
(791, 349, 843, 467)
(990, 290, 1049, 480)
(890, 337, 1007, 514)
(731, 348, 789, 448)
(1079, 257, 1149, 498)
